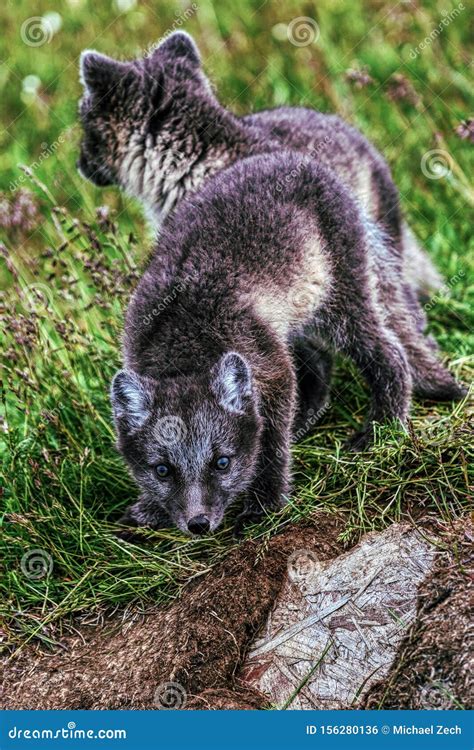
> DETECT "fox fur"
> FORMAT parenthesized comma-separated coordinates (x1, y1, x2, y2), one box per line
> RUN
(110, 152, 465, 535)
(78, 31, 441, 298)
(78, 31, 447, 430)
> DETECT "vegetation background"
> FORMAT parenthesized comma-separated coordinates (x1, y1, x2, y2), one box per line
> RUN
(0, 0, 472, 651)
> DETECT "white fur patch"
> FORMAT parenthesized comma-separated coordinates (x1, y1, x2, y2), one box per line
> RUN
(111, 370, 151, 429)
(247, 230, 331, 337)
(118, 133, 229, 225)
(356, 166, 375, 216)
(119, 132, 147, 200)
(213, 352, 252, 413)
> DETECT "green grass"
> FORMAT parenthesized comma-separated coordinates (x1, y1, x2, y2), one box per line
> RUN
(0, 0, 473, 651)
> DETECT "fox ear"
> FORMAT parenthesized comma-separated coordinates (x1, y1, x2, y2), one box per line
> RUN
(154, 31, 201, 67)
(212, 353, 253, 414)
(80, 50, 129, 94)
(111, 370, 154, 431)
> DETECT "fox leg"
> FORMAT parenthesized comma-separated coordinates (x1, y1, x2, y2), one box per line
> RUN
(234, 366, 296, 536)
(389, 308, 466, 402)
(384, 278, 466, 401)
(317, 296, 412, 450)
(290, 336, 333, 439)
(344, 327, 412, 449)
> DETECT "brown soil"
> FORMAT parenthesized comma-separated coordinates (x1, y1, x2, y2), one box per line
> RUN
(0, 513, 345, 710)
(362, 520, 474, 709)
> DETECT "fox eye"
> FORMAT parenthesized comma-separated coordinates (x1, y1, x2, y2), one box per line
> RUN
(155, 464, 171, 479)
(215, 456, 230, 471)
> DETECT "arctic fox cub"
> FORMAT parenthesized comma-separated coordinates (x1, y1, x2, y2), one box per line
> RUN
(111, 152, 464, 536)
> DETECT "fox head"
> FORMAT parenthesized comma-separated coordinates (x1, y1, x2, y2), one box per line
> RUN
(111, 353, 263, 535)
(78, 32, 223, 214)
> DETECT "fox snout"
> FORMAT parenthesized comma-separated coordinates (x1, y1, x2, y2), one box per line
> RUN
(182, 483, 211, 535)
(187, 514, 210, 535)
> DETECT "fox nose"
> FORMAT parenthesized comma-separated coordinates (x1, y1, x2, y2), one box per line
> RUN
(187, 515, 210, 535)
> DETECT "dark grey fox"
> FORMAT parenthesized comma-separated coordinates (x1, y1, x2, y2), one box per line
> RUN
(111, 152, 465, 536)
(78, 31, 442, 427)
(77, 31, 439, 295)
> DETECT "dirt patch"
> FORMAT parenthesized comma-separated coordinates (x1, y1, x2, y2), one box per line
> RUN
(362, 520, 473, 709)
(0, 514, 345, 710)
